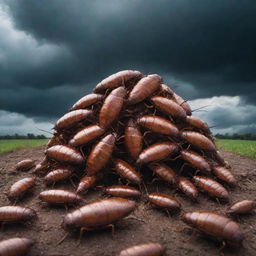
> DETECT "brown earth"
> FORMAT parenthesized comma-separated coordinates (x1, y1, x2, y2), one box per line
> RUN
(0, 146, 255, 256)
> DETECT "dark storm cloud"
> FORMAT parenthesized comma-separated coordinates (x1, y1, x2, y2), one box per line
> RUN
(0, 0, 256, 134)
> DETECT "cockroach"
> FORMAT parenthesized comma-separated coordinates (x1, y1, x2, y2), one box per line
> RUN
(186, 115, 210, 133)
(180, 150, 211, 174)
(39, 190, 83, 205)
(127, 74, 162, 105)
(182, 211, 244, 245)
(0, 237, 33, 256)
(137, 115, 179, 136)
(0, 206, 36, 223)
(227, 200, 255, 215)
(193, 176, 229, 201)
(62, 197, 136, 232)
(148, 163, 177, 185)
(214, 150, 226, 166)
(148, 192, 181, 212)
(117, 242, 165, 256)
(8, 177, 36, 199)
(86, 134, 116, 175)
(124, 119, 142, 159)
(151, 96, 187, 120)
(177, 177, 198, 201)
(159, 83, 174, 95)
(180, 131, 216, 152)
(68, 124, 105, 147)
(70, 93, 104, 111)
(137, 142, 179, 165)
(114, 159, 142, 185)
(76, 175, 97, 194)
(46, 145, 84, 165)
(103, 185, 141, 199)
(34, 157, 49, 175)
(94, 70, 143, 92)
(47, 134, 65, 148)
(15, 159, 35, 172)
(99, 87, 126, 128)
(172, 92, 192, 116)
(44, 168, 73, 185)
(54, 109, 93, 130)
(212, 166, 237, 186)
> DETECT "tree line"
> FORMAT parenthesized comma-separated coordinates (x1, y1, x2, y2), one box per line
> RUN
(0, 133, 48, 139)
(215, 133, 256, 140)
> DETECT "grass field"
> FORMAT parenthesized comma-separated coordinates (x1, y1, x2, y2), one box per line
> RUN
(0, 139, 48, 155)
(217, 139, 256, 159)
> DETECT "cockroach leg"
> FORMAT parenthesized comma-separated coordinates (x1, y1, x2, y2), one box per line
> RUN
(57, 232, 70, 245)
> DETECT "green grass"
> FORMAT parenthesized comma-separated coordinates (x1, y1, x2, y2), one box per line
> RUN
(216, 139, 256, 159)
(0, 139, 48, 155)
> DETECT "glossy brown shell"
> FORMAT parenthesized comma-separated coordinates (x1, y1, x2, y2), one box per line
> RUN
(76, 175, 97, 194)
(63, 197, 136, 230)
(172, 92, 192, 116)
(46, 145, 84, 165)
(137, 115, 179, 136)
(0, 237, 33, 256)
(212, 166, 237, 186)
(177, 177, 198, 200)
(99, 86, 126, 128)
(148, 192, 181, 211)
(39, 189, 82, 204)
(86, 134, 116, 175)
(44, 168, 73, 185)
(227, 200, 255, 215)
(180, 150, 211, 174)
(70, 93, 104, 110)
(114, 159, 142, 185)
(117, 242, 165, 256)
(69, 124, 105, 147)
(137, 142, 179, 164)
(104, 185, 141, 199)
(125, 119, 142, 159)
(9, 177, 36, 199)
(193, 176, 229, 201)
(182, 211, 244, 245)
(186, 115, 210, 133)
(128, 74, 162, 104)
(0, 206, 36, 223)
(15, 159, 35, 172)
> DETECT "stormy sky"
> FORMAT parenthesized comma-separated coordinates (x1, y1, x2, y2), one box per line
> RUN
(0, 0, 256, 136)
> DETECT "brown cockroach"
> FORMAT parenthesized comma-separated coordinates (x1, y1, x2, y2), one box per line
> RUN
(94, 70, 143, 92)
(186, 115, 210, 133)
(180, 131, 216, 152)
(70, 93, 104, 111)
(87, 134, 116, 175)
(46, 145, 84, 165)
(227, 200, 255, 215)
(180, 150, 211, 174)
(68, 124, 105, 147)
(8, 177, 36, 199)
(99, 86, 126, 128)
(76, 175, 97, 194)
(103, 185, 141, 199)
(137, 142, 179, 165)
(182, 211, 244, 245)
(177, 177, 198, 201)
(114, 159, 142, 185)
(127, 74, 162, 105)
(159, 83, 174, 95)
(172, 92, 192, 116)
(44, 168, 73, 185)
(0, 237, 33, 256)
(117, 242, 165, 256)
(148, 163, 177, 185)
(148, 192, 181, 213)
(34, 157, 49, 176)
(151, 96, 187, 120)
(214, 150, 226, 166)
(125, 119, 142, 159)
(62, 197, 136, 233)
(15, 159, 35, 172)
(137, 115, 179, 136)
(212, 166, 237, 186)
(47, 134, 65, 148)
(54, 109, 93, 130)
(0, 206, 36, 223)
(39, 189, 83, 205)
(193, 176, 229, 201)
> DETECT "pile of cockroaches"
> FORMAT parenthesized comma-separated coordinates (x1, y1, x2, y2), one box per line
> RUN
(1, 70, 255, 256)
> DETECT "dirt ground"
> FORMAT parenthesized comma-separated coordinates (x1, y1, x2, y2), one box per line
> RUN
(0, 146, 255, 256)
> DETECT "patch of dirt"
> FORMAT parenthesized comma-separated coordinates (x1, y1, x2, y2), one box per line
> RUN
(0, 146, 255, 256)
